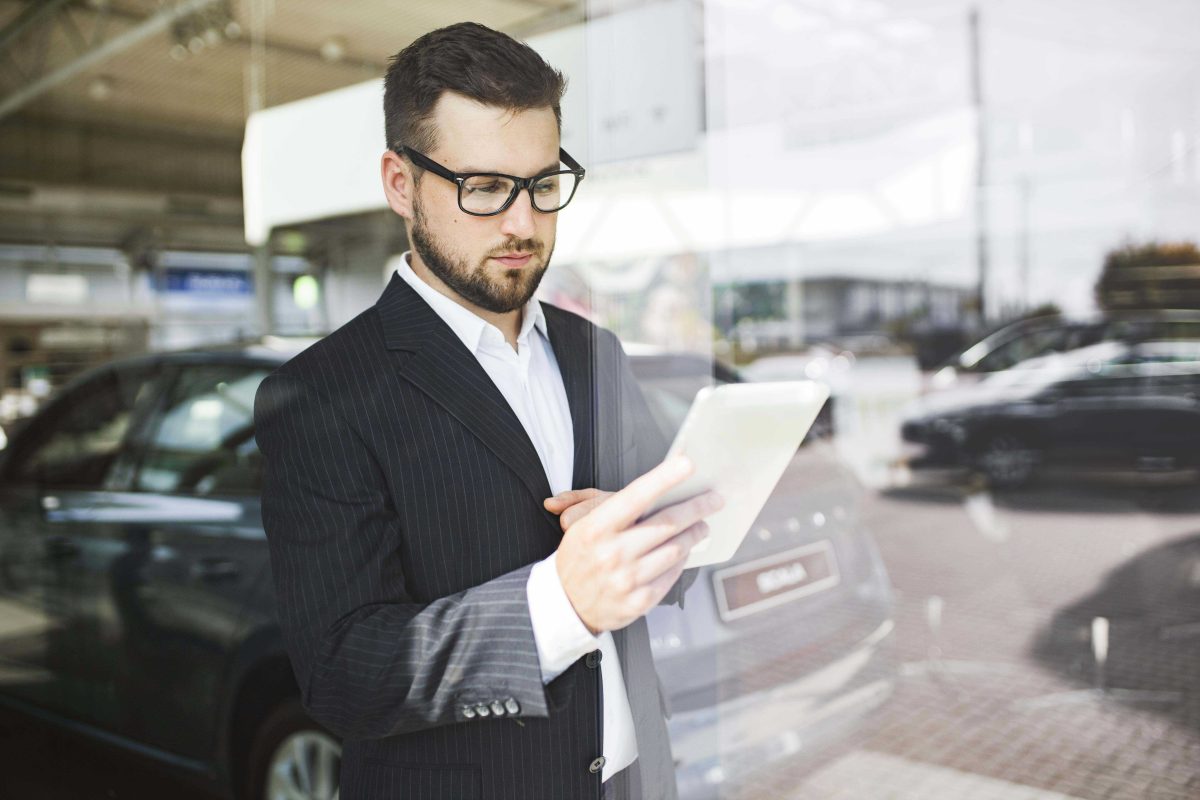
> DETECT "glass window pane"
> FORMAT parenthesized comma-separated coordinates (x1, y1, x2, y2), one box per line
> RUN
(134, 364, 270, 496)
(4, 364, 160, 489)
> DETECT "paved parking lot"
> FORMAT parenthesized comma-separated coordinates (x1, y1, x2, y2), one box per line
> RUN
(730, 476, 1200, 800)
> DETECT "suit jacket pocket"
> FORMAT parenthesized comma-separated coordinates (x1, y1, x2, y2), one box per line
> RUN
(357, 760, 481, 800)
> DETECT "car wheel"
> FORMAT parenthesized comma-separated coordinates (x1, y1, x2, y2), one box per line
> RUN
(244, 698, 341, 800)
(976, 433, 1037, 488)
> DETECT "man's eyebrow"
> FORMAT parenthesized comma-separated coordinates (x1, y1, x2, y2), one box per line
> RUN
(458, 162, 561, 175)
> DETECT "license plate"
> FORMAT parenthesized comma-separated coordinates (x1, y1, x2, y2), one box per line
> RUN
(713, 540, 840, 622)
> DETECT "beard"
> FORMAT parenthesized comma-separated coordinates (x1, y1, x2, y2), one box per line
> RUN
(409, 194, 552, 314)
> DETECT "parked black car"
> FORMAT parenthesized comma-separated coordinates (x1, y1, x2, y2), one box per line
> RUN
(0, 338, 894, 800)
(929, 309, 1200, 389)
(903, 340, 1200, 487)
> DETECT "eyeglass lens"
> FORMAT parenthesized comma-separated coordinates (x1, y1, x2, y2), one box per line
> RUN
(460, 172, 579, 214)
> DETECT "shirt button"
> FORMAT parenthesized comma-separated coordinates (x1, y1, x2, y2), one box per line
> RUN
(490, 700, 506, 717)
(504, 697, 520, 714)
(462, 705, 477, 720)
(585, 649, 602, 669)
(588, 756, 607, 774)
(475, 703, 490, 718)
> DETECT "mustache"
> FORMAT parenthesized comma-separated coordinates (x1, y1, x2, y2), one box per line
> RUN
(487, 239, 542, 258)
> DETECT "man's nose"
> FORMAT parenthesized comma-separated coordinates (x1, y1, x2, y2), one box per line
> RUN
(498, 188, 537, 239)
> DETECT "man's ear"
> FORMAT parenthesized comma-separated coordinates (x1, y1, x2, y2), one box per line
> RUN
(381, 149, 415, 222)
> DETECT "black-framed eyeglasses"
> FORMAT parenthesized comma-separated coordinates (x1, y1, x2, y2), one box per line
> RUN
(394, 145, 586, 216)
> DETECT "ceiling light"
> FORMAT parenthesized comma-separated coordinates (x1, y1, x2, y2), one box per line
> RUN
(88, 76, 114, 102)
(319, 36, 347, 63)
(170, 0, 238, 59)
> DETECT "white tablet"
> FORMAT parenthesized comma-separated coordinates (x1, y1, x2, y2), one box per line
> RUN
(641, 381, 831, 568)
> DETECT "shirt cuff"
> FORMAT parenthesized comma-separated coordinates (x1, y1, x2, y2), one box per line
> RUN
(527, 551, 602, 684)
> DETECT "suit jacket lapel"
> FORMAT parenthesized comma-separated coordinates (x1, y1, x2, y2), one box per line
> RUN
(376, 272, 558, 527)
(542, 303, 597, 492)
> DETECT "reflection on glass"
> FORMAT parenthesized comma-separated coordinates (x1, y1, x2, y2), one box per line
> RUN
(135, 367, 269, 495)
(3, 0, 1200, 796)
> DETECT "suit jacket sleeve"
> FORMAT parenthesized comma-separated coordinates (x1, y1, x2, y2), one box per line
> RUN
(254, 370, 554, 741)
(614, 338, 701, 610)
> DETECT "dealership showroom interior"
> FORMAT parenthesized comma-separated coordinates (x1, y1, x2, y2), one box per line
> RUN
(0, 0, 1199, 798)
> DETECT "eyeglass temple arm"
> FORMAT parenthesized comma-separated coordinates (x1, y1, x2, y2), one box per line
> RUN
(560, 147, 585, 177)
(397, 146, 460, 183)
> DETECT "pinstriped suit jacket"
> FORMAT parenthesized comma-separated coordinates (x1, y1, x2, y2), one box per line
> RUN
(253, 271, 696, 800)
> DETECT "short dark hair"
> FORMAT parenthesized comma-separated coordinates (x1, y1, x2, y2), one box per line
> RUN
(383, 22, 567, 158)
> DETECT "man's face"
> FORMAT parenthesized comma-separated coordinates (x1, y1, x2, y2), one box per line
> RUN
(408, 92, 561, 314)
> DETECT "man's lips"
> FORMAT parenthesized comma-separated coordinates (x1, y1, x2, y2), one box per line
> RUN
(490, 253, 534, 268)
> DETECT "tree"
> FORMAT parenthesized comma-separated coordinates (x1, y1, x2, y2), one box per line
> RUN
(1096, 240, 1200, 310)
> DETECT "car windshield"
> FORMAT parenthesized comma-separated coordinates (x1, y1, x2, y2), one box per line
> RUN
(979, 341, 1128, 392)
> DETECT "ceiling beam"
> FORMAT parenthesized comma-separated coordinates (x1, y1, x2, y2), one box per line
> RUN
(0, 113, 243, 197)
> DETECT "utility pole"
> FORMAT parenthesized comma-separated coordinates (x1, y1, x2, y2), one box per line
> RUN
(969, 5, 988, 325)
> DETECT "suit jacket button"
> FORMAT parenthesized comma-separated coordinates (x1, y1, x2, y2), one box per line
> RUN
(490, 700, 506, 717)
(462, 705, 477, 720)
(588, 756, 607, 774)
(504, 697, 520, 715)
(475, 703, 491, 718)
(585, 649, 602, 668)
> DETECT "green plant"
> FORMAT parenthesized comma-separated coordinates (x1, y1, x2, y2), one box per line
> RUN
(1096, 240, 1200, 310)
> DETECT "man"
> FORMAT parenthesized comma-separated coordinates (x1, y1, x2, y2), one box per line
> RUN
(253, 21, 721, 800)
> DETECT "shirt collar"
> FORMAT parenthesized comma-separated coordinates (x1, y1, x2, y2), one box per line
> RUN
(395, 250, 547, 354)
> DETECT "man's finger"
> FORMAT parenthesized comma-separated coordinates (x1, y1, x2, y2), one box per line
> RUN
(633, 521, 708, 586)
(581, 455, 694, 537)
(635, 555, 689, 612)
(561, 495, 609, 531)
(617, 491, 723, 561)
(544, 487, 602, 511)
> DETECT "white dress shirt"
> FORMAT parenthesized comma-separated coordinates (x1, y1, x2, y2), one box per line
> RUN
(394, 253, 638, 782)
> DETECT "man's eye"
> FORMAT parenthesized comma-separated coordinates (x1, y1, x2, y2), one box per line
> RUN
(466, 181, 503, 195)
(533, 177, 560, 194)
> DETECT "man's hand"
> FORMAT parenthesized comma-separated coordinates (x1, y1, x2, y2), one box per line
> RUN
(545, 456, 722, 636)
(544, 488, 613, 532)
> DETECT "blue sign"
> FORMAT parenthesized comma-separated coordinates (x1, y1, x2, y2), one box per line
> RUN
(161, 269, 253, 295)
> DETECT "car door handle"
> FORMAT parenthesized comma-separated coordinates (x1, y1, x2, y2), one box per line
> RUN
(190, 557, 240, 582)
(44, 536, 80, 560)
